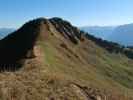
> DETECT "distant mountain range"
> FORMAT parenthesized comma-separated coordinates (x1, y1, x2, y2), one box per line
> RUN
(81, 23, 133, 46)
(0, 28, 14, 39)
(109, 24, 133, 46)
(80, 26, 115, 39)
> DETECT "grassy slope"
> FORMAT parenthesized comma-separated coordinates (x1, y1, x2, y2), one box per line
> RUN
(0, 20, 133, 99)
(0, 31, 132, 100)
(39, 28, 133, 98)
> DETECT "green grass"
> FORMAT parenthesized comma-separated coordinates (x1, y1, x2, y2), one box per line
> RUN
(35, 34, 133, 99)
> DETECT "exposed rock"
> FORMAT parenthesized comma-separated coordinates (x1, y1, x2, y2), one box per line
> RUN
(70, 83, 104, 100)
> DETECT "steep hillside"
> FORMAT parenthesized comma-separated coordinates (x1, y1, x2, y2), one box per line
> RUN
(0, 18, 133, 100)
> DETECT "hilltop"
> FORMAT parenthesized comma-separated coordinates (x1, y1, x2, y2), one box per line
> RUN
(0, 18, 133, 100)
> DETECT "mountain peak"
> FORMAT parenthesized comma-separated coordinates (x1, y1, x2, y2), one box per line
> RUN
(0, 17, 83, 68)
(0, 17, 133, 68)
(21, 17, 83, 44)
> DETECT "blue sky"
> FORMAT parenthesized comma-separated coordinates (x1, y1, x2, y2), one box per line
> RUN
(0, 0, 133, 28)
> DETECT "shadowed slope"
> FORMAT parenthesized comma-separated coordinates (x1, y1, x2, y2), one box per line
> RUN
(0, 18, 47, 70)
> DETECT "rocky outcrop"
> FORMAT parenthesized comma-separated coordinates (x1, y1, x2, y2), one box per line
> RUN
(49, 17, 83, 44)
(70, 83, 103, 100)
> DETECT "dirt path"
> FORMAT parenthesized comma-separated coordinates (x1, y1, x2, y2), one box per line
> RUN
(21, 44, 46, 72)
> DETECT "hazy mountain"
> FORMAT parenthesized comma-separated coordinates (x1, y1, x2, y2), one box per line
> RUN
(0, 18, 132, 100)
(0, 28, 14, 39)
(80, 26, 115, 39)
(108, 23, 133, 46)
(81, 24, 133, 46)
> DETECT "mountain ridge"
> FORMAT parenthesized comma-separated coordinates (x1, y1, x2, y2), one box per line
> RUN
(1, 17, 132, 66)
(0, 17, 132, 100)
